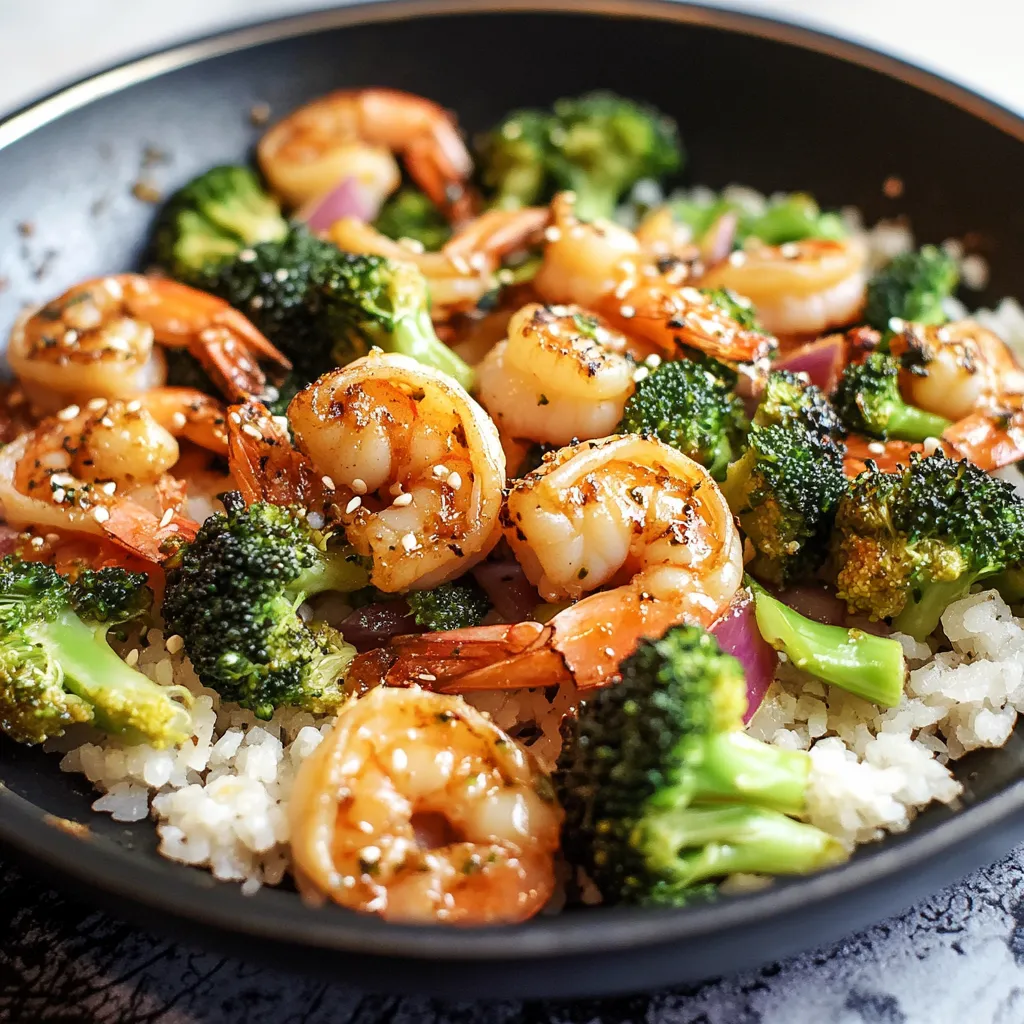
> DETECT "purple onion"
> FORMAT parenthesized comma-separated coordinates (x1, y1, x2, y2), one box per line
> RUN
(711, 590, 778, 723)
(296, 177, 378, 232)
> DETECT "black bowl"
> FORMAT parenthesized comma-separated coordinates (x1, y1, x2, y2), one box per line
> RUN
(2, 0, 1023, 1000)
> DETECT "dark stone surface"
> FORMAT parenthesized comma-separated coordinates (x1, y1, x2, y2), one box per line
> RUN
(3, 851, 1024, 1024)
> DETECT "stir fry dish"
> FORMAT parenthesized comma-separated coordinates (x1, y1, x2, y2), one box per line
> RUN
(2, 87, 1023, 925)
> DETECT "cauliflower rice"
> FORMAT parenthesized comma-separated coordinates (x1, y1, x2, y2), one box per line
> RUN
(53, 191, 1024, 895)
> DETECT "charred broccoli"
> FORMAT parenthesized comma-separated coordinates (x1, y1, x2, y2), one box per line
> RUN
(754, 369, 845, 439)
(163, 493, 369, 719)
(864, 245, 959, 331)
(153, 165, 288, 282)
(405, 577, 492, 632)
(834, 352, 952, 442)
(0, 557, 191, 747)
(618, 358, 748, 480)
(477, 91, 683, 222)
(557, 624, 846, 906)
(832, 451, 1024, 639)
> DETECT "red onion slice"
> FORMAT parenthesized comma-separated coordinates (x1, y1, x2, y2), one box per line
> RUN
(472, 561, 541, 623)
(340, 600, 418, 652)
(711, 589, 778, 723)
(775, 335, 846, 394)
(296, 177, 378, 232)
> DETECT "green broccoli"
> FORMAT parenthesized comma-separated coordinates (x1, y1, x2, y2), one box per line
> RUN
(405, 577, 492, 632)
(557, 625, 847, 905)
(700, 287, 764, 334)
(748, 579, 905, 706)
(476, 91, 683, 222)
(864, 245, 959, 331)
(0, 557, 192, 747)
(722, 421, 847, 586)
(162, 493, 369, 720)
(374, 186, 452, 251)
(618, 358, 748, 480)
(152, 165, 288, 283)
(832, 451, 1024, 639)
(754, 369, 845, 439)
(198, 226, 474, 391)
(834, 352, 952, 442)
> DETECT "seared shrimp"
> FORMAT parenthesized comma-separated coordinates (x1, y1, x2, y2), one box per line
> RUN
(258, 88, 475, 220)
(8, 275, 290, 412)
(698, 237, 869, 337)
(476, 303, 639, 447)
(288, 353, 506, 591)
(889, 319, 1024, 422)
(352, 435, 743, 693)
(290, 685, 562, 924)
(0, 388, 226, 557)
(329, 206, 550, 321)
(943, 392, 1024, 471)
(534, 194, 776, 366)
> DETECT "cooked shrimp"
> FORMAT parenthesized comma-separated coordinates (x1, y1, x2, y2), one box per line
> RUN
(698, 237, 869, 337)
(841, 436, 952, 478)
(943, 392, 1024, 472)
(284, 352, 506, 591)
(351, 435, 743, 693)
(290, 685, 562, 924)
(258, 88, 475, 220)
(476, 303, 639, 447)
(328, 206, 550, 321)
(534, 194, 776, 366)
(0, 388, 225, 556)
(889, 319, 1024, 422)
(8, 275, 290, 412)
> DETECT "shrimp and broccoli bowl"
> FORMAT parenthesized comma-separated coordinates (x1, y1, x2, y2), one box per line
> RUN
(1, 85, 1023, 927)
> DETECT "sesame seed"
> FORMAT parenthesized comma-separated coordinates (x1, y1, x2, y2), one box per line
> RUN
(446, 471, 462, 491)
(496, 269, 514, 285)
(432, 464, 449, 477)
(52, 488, 66, 504)
(100, 481, 117, 495)
(417, 673, 437, 682)
(93, 505, 110, 523)
(125, 649, 140, 667)
(57, 404, 80, 421)
(345, 496, 362, 514)
(351, 478, 368, 495)
(228, 411, 242, 425)
(306, 511, 325, 529)
(619, 305, 635, 319)
(401, 532, 419, 552)
(159, 508, 175, 528)
(390, 482, 404, 497)
(392, 492, 413, 507)
(241, 423, 262, 439)
(888, 317, 906, 333)
(780, 243, 800, 259)
(86, 397, 108, 412)
(165, 634, 184, 655)
(100, 416, 114, 428)
(171, 412, 187, 430)
(359, 845, 381, 864)
(30, 536, 45, 548)
(923, 436, 943, 455)
(321, 475, 336, 490)
(125, 399, 142, 413)
(238, 248, 257, 262)
(399, 237, 426, 254)
(166, 524, 179, 533)
(544, 226, 562, 243)
(449, 253, 471, 275)
(603, 647, 615, 658)
(632, 366, 650, 383)
(867, 441, 886, 455)
(728, 251, 747, 267)
(680, 286, 703, 304)
(644, 353, 662, 368)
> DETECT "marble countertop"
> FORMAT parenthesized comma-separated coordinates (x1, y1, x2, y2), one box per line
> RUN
(2, 2, 1024, 1020)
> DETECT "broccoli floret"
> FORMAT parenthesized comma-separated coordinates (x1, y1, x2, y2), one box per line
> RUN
(754, 369, 845, 438)
(834, 353, 952, 442)
(748, 579, 905, 706)
(700, 288, 763, 334)
(405, 577, 492, 632)
(722, 422, 847, 586)
(153, 165, 288, 282)
(0, 557, 191, 747)
(374, 186, 452, 251)
(557, 624, 846, 905)
(477, 91, 683, 222)
(832, 451, 1024, 639)
(618, 359, 748, 480)
(199, 227, 474, 391)
(864, 245, 959, 331)
(669, 191, 846, 249)
(163, 493, 369, 719)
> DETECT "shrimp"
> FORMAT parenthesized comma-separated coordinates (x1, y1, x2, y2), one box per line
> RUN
(258, 88, 475, 221)
(943, 392, 1024, 472)
(889, 319, 1024, 422)
(8, 275, 290, 412)
(351, 434, 743, 694)
(287, 353, 506, 591)
(328, 206, 550, 321)
(534, 194, 776, 366)
(0, 388, 226, 557)
(841, 436, 952, 478)
(289, 685, 562, 924)
(476, 303, 640, 447)
(697, 237, 869, 337)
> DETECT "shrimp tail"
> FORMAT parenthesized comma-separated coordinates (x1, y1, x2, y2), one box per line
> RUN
(102, 502, 198, 564)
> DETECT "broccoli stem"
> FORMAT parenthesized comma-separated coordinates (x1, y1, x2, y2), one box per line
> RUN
(992, 567, 1024, 603)
(693, 732, 811, 817)
(43, 612, 191, 746)
(385, 312, 475, 392)
(292, 555, 369, 604)
(644, 804, 847, 888)
(891, 577, 974, 641)
(884, 403, 952, 443)
(749, 582, 906, 707)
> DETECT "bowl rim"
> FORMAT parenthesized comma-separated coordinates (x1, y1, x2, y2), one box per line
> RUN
(2, 0, 1024, 963)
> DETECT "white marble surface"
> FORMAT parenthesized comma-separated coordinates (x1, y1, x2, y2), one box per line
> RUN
(1, 0, 1024, 116)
